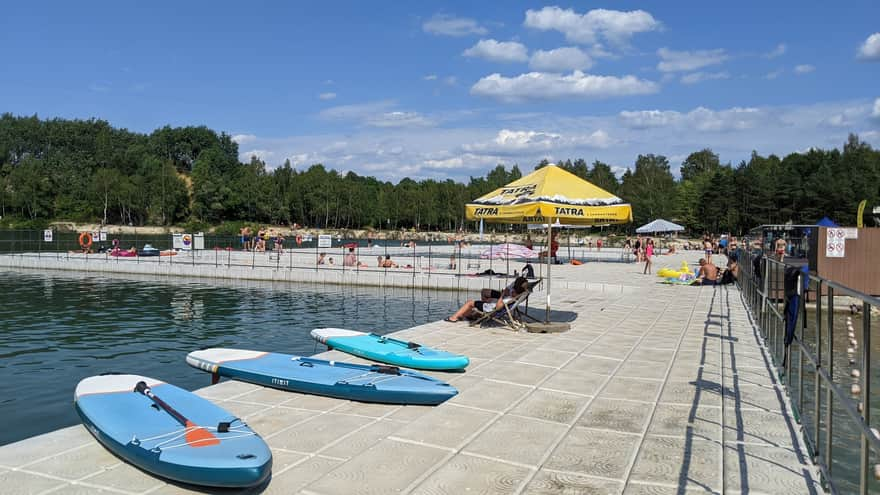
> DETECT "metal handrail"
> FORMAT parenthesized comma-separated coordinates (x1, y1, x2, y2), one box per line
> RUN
(737, 248, 877, 494)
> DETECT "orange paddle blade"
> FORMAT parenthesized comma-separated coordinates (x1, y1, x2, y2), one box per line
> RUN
(184, 420, 220, 447)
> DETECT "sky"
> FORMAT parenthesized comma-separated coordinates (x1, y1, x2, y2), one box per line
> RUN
(2, 1, 879, 181)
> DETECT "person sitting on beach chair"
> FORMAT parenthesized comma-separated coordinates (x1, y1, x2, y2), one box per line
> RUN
(444, 277, 532, 324)
(468, 278, 543, 329)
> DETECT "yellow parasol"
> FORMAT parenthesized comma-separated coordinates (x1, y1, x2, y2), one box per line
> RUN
(465, 165, 633, 322)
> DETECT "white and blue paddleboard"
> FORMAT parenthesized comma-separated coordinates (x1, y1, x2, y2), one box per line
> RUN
(186, 348, 458, 405)
(75, 374, 272, 488)
(311, 328, 469, 371)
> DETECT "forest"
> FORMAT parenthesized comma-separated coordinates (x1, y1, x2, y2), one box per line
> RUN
(0, 113, 878, 234)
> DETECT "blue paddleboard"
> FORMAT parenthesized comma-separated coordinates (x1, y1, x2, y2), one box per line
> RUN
(311, 328, 469, 371)
(74, 374, 272, 488)
(186, 348, 457, 405)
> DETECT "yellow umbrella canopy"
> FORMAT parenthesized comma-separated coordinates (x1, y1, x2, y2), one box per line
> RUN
(465, 164, 632, 325)
(465, 165, 632, 225)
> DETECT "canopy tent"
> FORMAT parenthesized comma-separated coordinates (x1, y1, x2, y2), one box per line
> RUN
(816, 216, 838, 227)
(635, 219, 685, 234)
(481, 243, 538, 260)
(466, 165, 633, 322)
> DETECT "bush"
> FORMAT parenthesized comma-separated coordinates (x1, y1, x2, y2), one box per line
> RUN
(0, 216, 50, 230)
(212, 220, 252, 236)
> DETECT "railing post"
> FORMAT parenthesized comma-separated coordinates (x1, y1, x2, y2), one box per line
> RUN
(825, 285, 834, 483)
(797, 271, 805, 417)
(814, 279, 822, 461)
(859, 301, 871, 495)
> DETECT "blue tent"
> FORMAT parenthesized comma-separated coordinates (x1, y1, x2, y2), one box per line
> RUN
(816, 216, 838, 227)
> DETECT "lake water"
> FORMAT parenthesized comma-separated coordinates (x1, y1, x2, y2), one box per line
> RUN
(787, 308, 880, 495)
(0, 270, 464, 446)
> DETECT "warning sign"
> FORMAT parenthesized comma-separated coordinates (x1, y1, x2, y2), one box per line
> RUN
(826, 228, 845, 258)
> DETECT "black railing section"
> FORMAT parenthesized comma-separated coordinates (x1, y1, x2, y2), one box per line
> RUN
(739, 249, 879, 495)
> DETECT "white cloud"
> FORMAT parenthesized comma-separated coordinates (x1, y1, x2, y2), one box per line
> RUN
(619, 106, 764, 132)
(763, 43, 787, 59)
(464, 129, 612, 154)
(794, 64, 815, 74)
(318, 100, 396, 121)
(317, 101, 435, 128)
(618, 110, 680, 129)
(765, 69, 784, 80)
(657, 47, 727, 72)
(318, 92, 336, 100)
(463, 39, 529, 63)
(364, 111, 435, 128)
(443, 76, 458, 86)
(872, 98, 880, 118)
(857, 33, 880, 61)
(232, 134, 257, 144)
(423, 74, 438, 81)
(529, 46, 593, 71)
(423, 14, 487, 37)
(524, 6, 660, 46)
(242, 149, 274, 161)
(680, 71, 730, 85)
(470, 70, 659, 103)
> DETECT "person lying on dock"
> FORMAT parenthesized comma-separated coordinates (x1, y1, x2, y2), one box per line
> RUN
(380, 255, 398, 268)
(444, 276, 529, 322)
(696, 258, 719, 285)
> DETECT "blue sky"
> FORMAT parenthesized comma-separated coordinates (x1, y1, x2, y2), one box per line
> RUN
(2, 1, 879, 181)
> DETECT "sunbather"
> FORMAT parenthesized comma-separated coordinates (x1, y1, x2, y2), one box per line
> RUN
(445, 277, 529, 322)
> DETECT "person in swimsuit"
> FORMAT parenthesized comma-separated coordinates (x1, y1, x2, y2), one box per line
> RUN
(445, 277, 529, 322)
(703, 237, 713, 264)
(634, 236, 642, 262)
(697, 258, 719, 285)
(643, 238, 654, 274)
(775, 237, 787, 262)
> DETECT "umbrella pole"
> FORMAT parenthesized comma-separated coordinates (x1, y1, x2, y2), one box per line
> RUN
(546, 219, 552, 323)
(505, 233, 509, 276)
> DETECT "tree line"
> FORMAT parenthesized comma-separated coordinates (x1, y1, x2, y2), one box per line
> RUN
(1, 113, 877, 233)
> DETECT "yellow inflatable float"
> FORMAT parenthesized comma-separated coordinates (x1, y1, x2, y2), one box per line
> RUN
(657, 261, 693, 278)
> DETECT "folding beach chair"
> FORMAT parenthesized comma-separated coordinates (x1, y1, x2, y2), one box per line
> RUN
(469, 279, 542, 331)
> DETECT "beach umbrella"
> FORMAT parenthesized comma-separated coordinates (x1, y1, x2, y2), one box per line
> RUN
(635, 219, 685, 234)
(480, 243, 538, 260)
(466, 165, 632, 322)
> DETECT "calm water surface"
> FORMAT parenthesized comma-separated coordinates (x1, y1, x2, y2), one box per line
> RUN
(0, 270, 463, 446)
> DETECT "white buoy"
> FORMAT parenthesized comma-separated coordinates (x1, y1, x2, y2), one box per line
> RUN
(851, 339, 859, 346)
(851, 358, 857, 365)
(872, 428, 879, 439)
(853, 384, 862, 395)
(849, 347, 856, 354)
(852, 369, 862, 378)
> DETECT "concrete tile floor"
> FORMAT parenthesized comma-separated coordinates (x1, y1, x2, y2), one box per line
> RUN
(0, 253, 821, 494)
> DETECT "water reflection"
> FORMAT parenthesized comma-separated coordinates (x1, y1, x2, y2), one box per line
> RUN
(0, 270, 463, 446)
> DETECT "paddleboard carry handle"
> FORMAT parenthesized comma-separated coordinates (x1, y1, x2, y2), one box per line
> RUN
(371, 364, 401, 375)
(134, 381, 219, 447)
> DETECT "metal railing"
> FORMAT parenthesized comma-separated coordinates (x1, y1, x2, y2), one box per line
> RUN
(738, 249, 879, 495)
